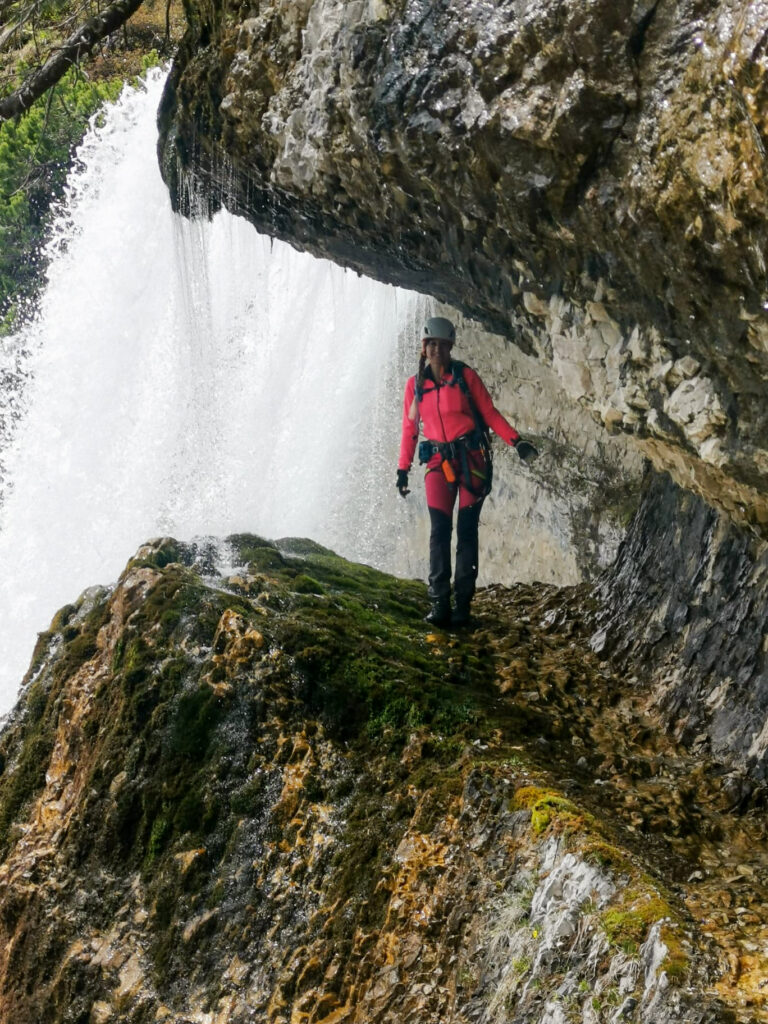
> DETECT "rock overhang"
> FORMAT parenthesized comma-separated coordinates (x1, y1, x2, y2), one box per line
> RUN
(157, 0, 768, 534)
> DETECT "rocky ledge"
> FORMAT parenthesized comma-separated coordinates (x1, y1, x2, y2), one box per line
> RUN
(1, 535, 767, 1022)
(157, 0, 768, 529)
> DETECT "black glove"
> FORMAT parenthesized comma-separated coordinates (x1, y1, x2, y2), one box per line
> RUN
(516, 439, 539, 463)
(396, 469, 410, 497)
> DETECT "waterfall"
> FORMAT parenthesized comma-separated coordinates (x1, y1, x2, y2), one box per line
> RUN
(0, 69, 431, 713)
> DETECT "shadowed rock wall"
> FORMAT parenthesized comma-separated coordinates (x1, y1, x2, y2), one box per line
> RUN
(158, 0, 768, 530)
(593, 468, 768, 783)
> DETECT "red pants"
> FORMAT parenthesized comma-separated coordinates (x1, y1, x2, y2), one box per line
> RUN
(424, 450, 487, 604)
(424, 449, 487, 514)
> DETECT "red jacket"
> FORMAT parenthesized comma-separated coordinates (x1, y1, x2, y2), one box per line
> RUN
(399, 362, 520, 470)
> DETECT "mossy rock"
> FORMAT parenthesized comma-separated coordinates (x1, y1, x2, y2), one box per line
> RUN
(0, 534, 713, 1019)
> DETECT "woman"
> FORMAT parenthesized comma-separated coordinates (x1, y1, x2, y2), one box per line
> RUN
(397, 317, 537, 627)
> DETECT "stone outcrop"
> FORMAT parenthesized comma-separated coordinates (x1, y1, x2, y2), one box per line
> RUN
(158, 0, 768, 531)
(2, 535, 765, 1023)
(591, 467, 768, 785)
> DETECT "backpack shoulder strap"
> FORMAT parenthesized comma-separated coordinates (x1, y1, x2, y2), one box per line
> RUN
(451, 360, 468, 391)
(451, 361, 487, 434)
(416, 360, 473, 405)
(415, 363, 438, 403)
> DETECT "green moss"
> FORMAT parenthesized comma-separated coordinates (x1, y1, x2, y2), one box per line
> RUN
(48, 601, 108, 683)
(509, 777, 691, 982)
(660, 930, 689, 984)
(292, 574, 325, 594)
(267, 543, 486, 750)
(127, 569, 198, 633)
(0, 729, 54, 850)
(49, 604, 77, 631)
(22, 630, 54, 684)
(171, 687, 224, 761)
(368, 696, 425, 736)
(146, 811, 173, 864)
(327, 776, 406, 931)
(227, 534, 287, 573)
(513, 786, 585, 835)
(111, 635, 126, 673)
(581, 840, 635, 876)
(0, 672, 59, 851)
(600, 889, 688, 982)
(277, 537, 335, 557)
(128, 539, 182, 571)
(230, 774, 267, 817)
(0, 590, 117, 853)
(7, 530, 701, 1007)
(601, 894, 667, 952)
(410, 769, 463, 833)
(122, 637, 153, 687)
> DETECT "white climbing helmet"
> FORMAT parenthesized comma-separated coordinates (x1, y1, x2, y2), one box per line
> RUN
(423, 316, 456, 343)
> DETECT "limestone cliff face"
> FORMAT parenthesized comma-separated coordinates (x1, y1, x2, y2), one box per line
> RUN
(154, 0, 768, 799)
(3, 536, 766, 1023)
(158, 0, 768, 530)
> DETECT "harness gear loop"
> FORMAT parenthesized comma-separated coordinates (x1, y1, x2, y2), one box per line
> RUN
(441, 459, 457, 483)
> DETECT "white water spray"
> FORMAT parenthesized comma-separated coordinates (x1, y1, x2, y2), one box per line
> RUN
(0, 70, 430, 712)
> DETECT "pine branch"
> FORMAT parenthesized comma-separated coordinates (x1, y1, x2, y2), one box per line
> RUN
(0, 0, 145, 122)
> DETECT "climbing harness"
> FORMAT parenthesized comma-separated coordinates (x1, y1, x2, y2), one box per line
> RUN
(416, 361, 494, 498)
(418, 429, 486, 463)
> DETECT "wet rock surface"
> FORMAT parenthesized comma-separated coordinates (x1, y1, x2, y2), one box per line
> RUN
(0, 535, 766, 1022)
(158, 0, 768, 524)
(475, 580, 768, 1021)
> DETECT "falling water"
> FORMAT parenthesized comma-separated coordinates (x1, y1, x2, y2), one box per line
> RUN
(0, 69, 431, 713)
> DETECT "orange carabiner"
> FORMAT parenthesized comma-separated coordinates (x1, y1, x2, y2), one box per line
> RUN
(441, 459, 457, 484)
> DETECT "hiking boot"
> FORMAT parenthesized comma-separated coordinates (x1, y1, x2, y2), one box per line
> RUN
(451, 599, 472, 628)
(424, 600, 451, 627)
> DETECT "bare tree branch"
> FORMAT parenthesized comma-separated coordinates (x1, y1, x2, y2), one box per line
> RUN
(0, 0, 145, 123)
(0, 0, 92, 53)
